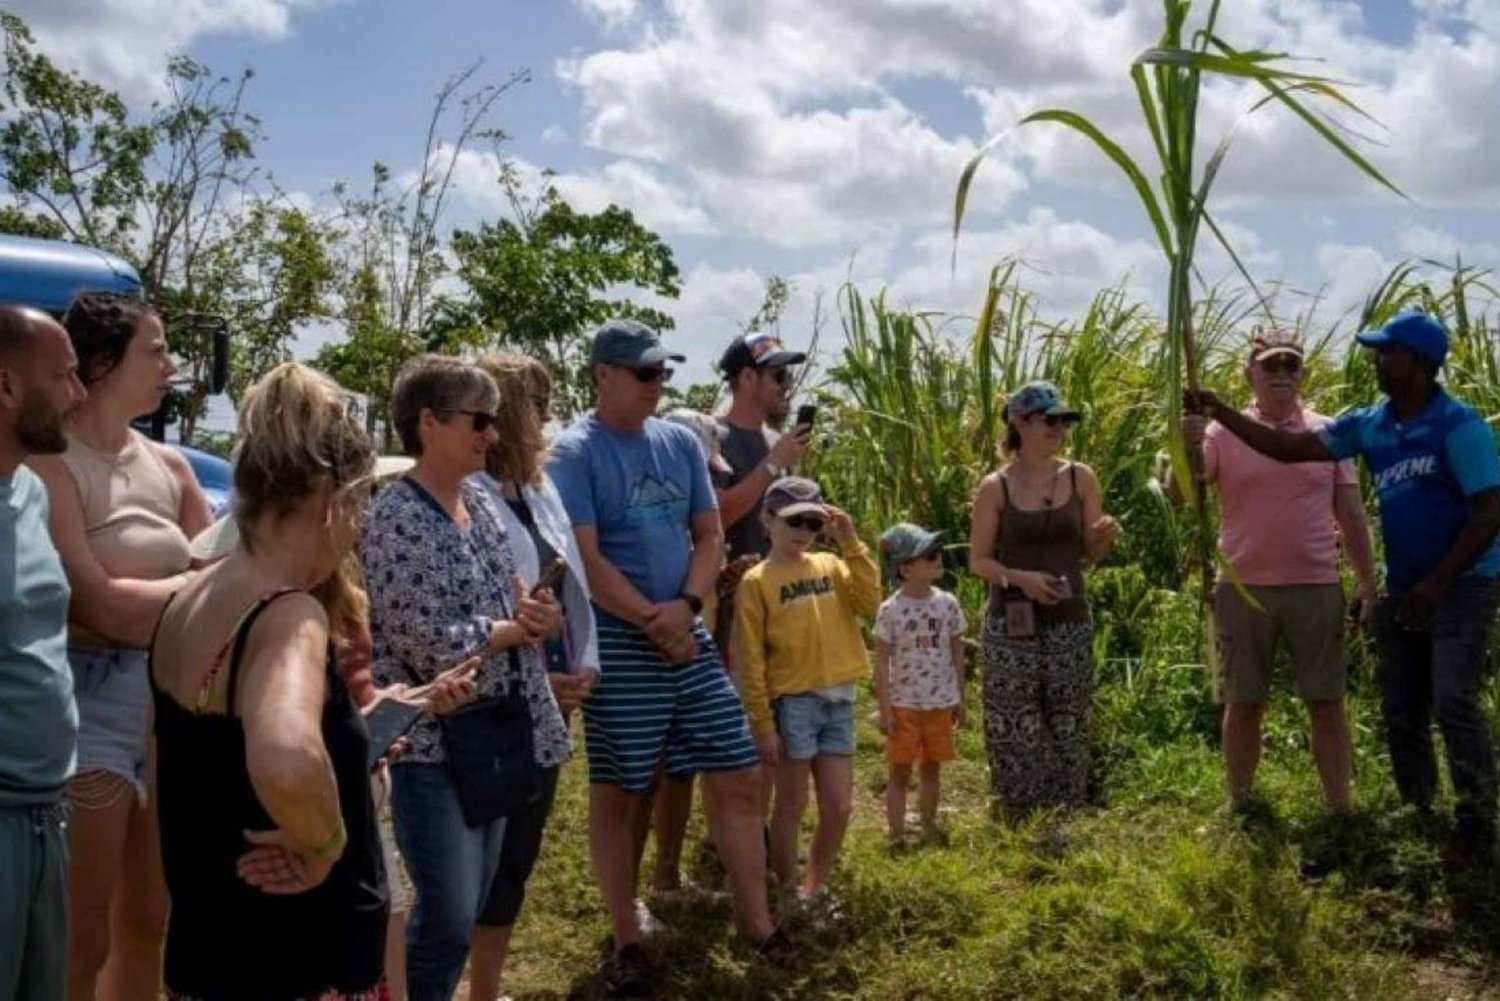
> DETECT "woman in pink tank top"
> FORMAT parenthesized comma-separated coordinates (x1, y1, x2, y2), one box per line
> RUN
(28, 292, 213, 1001)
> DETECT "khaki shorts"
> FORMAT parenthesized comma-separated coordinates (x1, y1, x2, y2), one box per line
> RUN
(1213, 582, 1346, 704)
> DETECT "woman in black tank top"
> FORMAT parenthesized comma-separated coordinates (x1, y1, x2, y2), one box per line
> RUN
(967, 381, 1122, 816)
(147, 364, 392, 1000)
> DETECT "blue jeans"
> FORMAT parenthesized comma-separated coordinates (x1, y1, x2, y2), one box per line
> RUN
(390, 764, 507, 1001)
(1376, 577, 1500, 833)
(0, 802, 69, 1001)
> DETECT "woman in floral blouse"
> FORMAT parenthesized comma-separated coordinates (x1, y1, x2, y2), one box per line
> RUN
(360, 355, 569, 1001)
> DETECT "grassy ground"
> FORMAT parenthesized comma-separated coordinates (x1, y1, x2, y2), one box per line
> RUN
(484, 679, 1500, 1000)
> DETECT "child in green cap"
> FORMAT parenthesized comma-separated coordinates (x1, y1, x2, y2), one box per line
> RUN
(875, 522, 968, 846)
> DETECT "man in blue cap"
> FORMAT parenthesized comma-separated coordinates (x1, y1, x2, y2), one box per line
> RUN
(549, 320, 779, 994)
(1187, 311, 1500, 864)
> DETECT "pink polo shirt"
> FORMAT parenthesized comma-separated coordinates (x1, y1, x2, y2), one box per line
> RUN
(1203, 404, 1356, 586)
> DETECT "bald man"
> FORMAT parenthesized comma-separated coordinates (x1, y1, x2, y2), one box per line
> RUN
(0, 305, 88, 1001)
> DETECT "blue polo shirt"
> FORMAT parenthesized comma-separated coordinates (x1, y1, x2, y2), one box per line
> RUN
(1318, 389, 1500, 590)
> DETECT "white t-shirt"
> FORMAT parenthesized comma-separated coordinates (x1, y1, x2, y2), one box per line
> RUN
(874, 589, 966, 710)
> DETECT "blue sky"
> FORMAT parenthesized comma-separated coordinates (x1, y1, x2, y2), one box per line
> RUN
(16, 0, 1500, 390)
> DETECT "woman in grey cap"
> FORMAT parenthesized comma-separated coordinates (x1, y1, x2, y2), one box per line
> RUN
(967, 381, 1121, 815)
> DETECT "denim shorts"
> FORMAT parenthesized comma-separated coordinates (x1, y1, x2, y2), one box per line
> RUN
(69, 646, 151, 802)
(774, 692, 856, 760)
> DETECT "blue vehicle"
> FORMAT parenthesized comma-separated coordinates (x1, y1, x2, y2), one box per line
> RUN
(0, 233, 233, 504)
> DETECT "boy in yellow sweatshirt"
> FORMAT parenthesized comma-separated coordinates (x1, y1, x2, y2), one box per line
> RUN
(734, 476, 880, 897)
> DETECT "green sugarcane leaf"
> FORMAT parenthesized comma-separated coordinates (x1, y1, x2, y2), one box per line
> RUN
(1018, 109, 1175, 261)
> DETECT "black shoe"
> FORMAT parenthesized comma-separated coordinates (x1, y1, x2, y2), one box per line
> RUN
(605, 943, 654, 998)
(1446, 821, 1496, 871)
(754, 927, 796, 966)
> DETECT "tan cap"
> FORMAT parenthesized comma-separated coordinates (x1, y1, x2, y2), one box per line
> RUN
(1249, 328, 1303, 362)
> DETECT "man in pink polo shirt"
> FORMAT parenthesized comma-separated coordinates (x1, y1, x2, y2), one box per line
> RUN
(1184, 330, 1378, 811)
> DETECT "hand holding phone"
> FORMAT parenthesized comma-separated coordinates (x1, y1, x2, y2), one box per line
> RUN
(796, 404, 818, 430)
(532, 556, 568, 597)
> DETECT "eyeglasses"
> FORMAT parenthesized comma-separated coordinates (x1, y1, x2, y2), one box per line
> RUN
(766, 366, 793, 388)
(437, 408, 500, 433)
(783, 514, 825, 532)
(1257, 355, 1302, 374)
(614, 364, 674, 384)
(1028, 413, 1079, 428)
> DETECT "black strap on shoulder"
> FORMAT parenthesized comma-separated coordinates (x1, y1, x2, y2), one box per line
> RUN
(998, 471, 1011, 504)
(1070, 462, 1084, 537)
(225, 588, 303, 717)
(146, 588, 183, 691)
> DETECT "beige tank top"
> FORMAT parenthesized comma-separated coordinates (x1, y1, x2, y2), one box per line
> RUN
(63, 431, 192, 647)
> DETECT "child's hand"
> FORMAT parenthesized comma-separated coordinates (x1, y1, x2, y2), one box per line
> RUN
(877, 706, 892, 735)
(755, 732, 782, 767)
(953, 703, 967, 729)
(823, 505, 856, 542)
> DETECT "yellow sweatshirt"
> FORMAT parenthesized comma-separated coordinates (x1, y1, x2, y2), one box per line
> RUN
(733, 542, 881, 736)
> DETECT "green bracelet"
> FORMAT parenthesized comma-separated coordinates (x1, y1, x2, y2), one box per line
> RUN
(310, 820, 347, 860)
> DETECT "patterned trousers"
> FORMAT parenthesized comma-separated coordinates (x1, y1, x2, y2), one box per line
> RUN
(981, 615, 1095, 814)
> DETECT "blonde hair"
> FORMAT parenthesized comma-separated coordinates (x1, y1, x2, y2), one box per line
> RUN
(477, 351, 552, 486)
(234, 363, 375, 626)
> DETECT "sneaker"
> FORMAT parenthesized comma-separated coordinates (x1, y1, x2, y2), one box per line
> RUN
(605, 943, 654, 998)
(633, 897, 667, 937)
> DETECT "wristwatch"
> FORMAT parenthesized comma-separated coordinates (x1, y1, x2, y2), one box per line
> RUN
(680, 592, 704, 616)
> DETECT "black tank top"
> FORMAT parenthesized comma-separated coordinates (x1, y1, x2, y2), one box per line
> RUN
(149, 590, 388, 1000)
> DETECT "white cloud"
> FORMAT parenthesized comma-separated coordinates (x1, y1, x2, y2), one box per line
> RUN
(1397, 223, 1500, 267)
(6, 0, 325, 100)
(573, 0, 642, 28)
(427, 145, 715, 236)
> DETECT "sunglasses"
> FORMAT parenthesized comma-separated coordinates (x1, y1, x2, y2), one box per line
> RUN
(1027, 413, 1079, 428)
(438, 408, 500, 432)
(914, 548, 942, 562)
(1257, 355, 1302, 374)
(783, 514, 825, 532)
(615, 364, 674, 384)
(767, 367, 793, 387)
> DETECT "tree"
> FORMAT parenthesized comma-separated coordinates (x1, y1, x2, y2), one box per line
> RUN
(432, 168, 681, 416)
(0, 13, 334, 440)
(316, 64, 528, 444)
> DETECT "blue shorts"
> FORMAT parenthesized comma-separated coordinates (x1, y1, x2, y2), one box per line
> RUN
(774, 692, 856, 760)
(70, 646, 151, 801)
(583, 623, 759, 795)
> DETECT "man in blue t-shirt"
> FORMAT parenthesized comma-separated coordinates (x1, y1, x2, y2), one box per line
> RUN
(1188, 311, 1500, 863)
(549, 320, 778, 993)
(0, 305, 88, 1000)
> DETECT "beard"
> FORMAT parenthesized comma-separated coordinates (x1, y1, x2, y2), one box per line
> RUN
(767, 396, 791, 429)
(15, 400, 69, 454)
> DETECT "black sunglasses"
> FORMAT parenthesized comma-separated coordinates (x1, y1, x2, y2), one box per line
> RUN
(437, 408, 500, 433)
(1029, 413, 1079, 428)
(915, 548, 943, 562)
(767, 367, 793, 387)
(615, 364, 674, 384)
(1258, 355, 1302, 374)
(784, 514, 825, 532)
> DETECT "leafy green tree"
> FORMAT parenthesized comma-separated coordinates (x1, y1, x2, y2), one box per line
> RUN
(432, 168, 681, 416)
(0, 13, 335, 440)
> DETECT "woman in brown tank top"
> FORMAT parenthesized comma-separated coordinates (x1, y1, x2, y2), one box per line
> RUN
(27, 293, 213, 1001)
(967, 382, 1121, 816)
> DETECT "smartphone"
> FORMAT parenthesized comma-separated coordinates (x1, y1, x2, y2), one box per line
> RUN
(796, 404, 818, 430)
(532, 556, 568, 596)
(365, 698, 423, 772)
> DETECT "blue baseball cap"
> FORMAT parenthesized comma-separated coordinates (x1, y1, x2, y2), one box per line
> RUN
(1355, 311, 1448, 369)
(1002, 380, 1081, 423)
(589, 319, 685, 368)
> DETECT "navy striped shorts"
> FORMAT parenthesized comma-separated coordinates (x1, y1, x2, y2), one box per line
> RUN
(583, 622, 759, 795)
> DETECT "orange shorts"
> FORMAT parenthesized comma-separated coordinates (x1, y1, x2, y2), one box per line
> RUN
(884, 707, 957, 765)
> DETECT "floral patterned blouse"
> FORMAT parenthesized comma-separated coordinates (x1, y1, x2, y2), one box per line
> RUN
(360, 476, 571, 768)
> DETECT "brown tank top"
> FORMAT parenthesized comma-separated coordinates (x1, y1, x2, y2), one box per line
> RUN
(63, 430, 191, 647)
(987, 462, 1090, 625)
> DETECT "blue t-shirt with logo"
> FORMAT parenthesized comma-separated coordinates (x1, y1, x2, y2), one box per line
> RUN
(1318, 389, 1500, 590)
(548, 414, 717, 625)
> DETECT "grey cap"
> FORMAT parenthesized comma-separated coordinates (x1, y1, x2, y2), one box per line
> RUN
(589, 319, 686, 368)
(764, 476, 825, 518)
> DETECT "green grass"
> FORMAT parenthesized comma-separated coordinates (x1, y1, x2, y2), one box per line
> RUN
(488, 670, 1500, 1000)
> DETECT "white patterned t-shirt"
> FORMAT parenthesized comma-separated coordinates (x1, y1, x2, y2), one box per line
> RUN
(874, 589, 966, 709)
